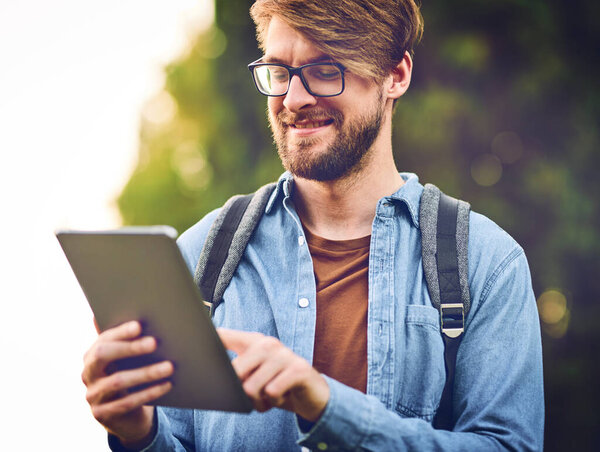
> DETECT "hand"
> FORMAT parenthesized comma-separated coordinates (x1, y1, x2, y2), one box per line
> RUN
(218, 328, 330, 422)
(82, 320, 174, 448)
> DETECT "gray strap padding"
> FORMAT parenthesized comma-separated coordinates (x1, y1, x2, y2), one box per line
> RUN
(194, 182, 277, 303)
(420, 184, 471, 314)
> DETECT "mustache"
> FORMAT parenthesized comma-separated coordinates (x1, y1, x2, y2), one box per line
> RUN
(276, 108, 344, 126)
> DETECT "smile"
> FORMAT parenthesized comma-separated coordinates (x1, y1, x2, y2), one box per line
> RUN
(290, 119, 334, 129)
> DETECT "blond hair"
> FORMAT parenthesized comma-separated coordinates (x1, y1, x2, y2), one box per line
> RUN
(250, 0, 424, 80)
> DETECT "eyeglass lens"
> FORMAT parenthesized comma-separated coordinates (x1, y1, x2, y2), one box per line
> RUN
(253, 64, 343, 96)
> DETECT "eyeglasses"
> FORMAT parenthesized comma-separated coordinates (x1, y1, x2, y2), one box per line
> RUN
(248, 58, 346, 97)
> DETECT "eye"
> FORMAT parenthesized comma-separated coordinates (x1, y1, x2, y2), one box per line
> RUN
(306, 65, 342, 81)
(269, 67, 289, 82)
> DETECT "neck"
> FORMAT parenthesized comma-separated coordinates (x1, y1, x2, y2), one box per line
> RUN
(292, 125, 403, 240)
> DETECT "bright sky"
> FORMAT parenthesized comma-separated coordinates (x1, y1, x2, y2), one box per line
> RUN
(0, 0, 213, 449)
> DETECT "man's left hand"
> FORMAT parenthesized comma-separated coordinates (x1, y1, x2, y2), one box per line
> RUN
(218, 328, 330, 422)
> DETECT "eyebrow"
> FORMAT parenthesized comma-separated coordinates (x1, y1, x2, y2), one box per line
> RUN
(262, 55, 334, 65)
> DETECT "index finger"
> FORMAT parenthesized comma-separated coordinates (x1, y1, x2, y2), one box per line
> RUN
(217, 328, 260, 354)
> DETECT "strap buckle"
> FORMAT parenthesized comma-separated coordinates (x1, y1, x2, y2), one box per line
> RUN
(440, 303, 464, 338)
(202, 300, 213, 314)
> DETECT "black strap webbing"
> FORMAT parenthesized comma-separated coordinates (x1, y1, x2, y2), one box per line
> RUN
(436, 193, 461, 304)
(433, 192, 464, 431)
(199, 194, 253, 303)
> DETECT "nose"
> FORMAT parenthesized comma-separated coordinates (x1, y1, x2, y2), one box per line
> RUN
(283, 74, 317, 112)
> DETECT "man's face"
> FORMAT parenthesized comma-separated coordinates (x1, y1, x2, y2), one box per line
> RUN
(264, 17, 386, 182)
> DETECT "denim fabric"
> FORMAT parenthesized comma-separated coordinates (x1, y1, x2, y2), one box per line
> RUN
(120, 172, 544, 451)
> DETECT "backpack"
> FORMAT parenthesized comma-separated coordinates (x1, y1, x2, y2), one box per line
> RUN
(193, 182, 470, 431)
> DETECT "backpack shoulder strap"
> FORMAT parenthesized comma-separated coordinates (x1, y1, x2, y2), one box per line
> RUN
(420, 183, 471, 430)
(193, 182, 277, 316)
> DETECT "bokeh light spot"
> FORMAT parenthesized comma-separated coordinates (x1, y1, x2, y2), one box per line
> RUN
(471, 154, 502, 186)
(537, 289, 570, 338)
(172, 141, 210, 191)
(538, 289, 567, 324)
(142, 90, 177, 125)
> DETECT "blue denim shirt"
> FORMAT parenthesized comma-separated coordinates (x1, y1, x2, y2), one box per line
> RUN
(123, 172, 544, 451)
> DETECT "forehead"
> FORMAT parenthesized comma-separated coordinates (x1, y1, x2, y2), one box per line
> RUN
(263, 16, 329, 65)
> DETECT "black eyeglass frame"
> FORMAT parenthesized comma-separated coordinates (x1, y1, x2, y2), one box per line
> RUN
(247, 58, 346, 98)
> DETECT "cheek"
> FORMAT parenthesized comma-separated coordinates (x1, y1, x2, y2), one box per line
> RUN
(268, 97, 283, 117)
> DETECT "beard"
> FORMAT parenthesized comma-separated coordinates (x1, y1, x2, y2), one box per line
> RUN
(269, 93, 385, 182)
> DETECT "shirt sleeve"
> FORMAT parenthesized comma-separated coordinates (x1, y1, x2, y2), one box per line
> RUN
(297, 249, 545, 451)
(108, 407, 195, 452)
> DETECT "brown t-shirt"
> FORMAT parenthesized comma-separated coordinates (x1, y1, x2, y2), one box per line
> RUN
(304, 227, 370, 394)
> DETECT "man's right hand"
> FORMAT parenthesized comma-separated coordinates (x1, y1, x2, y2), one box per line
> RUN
(82, 320, 174, 449)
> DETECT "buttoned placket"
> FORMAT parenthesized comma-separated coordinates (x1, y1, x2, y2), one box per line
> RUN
(282, 180, 317, 365)
(367, 199, 397, 409)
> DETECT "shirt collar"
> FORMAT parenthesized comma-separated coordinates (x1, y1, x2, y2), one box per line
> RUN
(265, 171, 294, 214)
(386, 172, 423, 228)
(265, 171, 423, 228)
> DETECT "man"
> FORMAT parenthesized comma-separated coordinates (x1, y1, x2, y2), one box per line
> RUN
(82, 1, 544, 450)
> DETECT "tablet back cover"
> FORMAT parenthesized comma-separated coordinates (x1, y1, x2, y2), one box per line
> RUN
(57, 227, 252, 413)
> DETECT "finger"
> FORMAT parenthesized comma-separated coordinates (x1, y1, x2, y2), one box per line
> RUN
(86, 361, 174, 405)
(263, 364, 305, 403)
(217, 328, 262, 355)
(253, 395, 274, 413)
(82, 336, 157, 384)
(91, 381, 172, 426)
(230, 335, 280, 380)
(262, 391, 287, 410)
(264, 365, 330, 421)
(98, 321, 142, 342)
(241, 347, 290, 399)
(231, 353, 261, 381)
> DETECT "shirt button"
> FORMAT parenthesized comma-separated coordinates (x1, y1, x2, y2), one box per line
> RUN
(298, 298, 309, 308)
(317, 442, 328, 450)
(298, 236, 305, 246)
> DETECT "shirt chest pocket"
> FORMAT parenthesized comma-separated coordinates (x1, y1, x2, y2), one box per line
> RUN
(394, 305, 446, 422)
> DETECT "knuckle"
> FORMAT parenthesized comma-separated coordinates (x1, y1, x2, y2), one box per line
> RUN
(92, 343, 105, 362)
(264, 384, 279, 398)
(152, 383, 167, 397)
(145, 366, 157, 381)
(276, 346, 292, 360)
(130, 339, 143, 354)
(110, 374, 124, 391)
(91, 405, 106, 424)
(261, 336, 280, 351)
(243, 382, 258, 398)
(132, 337, 153, 354)
(85, 388, 96, 405)
(293, 359, 312, 376)
(116, 397, 135, 413)
(290, 360, 307, 375)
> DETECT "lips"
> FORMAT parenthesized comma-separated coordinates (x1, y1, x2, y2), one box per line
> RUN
(290, 119, 334, 129)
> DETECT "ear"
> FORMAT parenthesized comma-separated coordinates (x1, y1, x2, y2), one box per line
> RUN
(385, 51, 412, 100)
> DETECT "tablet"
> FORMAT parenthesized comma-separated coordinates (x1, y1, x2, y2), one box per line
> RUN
(56, 226, 253, 413)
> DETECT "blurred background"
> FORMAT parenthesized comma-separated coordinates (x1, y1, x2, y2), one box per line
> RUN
(1, 0, 597, 450)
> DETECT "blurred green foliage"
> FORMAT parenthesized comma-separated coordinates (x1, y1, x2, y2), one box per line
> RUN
(117, 0, 599, 449)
